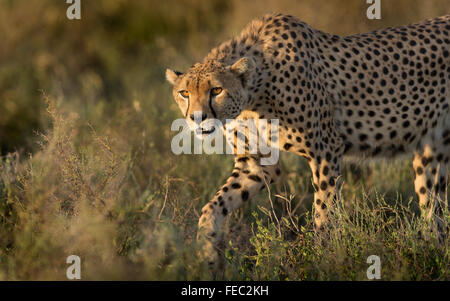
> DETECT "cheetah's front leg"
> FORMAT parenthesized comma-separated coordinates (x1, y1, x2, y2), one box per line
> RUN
(197, 155, 280, 272)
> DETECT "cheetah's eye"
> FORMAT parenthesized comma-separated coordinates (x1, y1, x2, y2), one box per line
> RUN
(179, 90, 189, 98)
(211, 87, 223, 96)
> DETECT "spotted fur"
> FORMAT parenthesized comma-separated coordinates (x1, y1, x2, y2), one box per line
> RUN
(166, 13, 449, 270)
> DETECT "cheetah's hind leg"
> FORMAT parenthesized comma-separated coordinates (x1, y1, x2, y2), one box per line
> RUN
(412, 128, 449, 244)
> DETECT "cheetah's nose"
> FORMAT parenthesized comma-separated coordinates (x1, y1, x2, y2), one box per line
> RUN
(190, 112, 208, 124)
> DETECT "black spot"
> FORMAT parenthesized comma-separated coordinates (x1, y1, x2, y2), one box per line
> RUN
(359, 134, 368, 142)
(416, 166, 423, 175)
(329, 177, 335, 186)
(248, 174, 262, 182)
(284, 143, 293, 150)
(390, 131, 397, 138)
(231, 183, 241, 189)
(241, 190, 249, 201)
(421, 157, 430, 166)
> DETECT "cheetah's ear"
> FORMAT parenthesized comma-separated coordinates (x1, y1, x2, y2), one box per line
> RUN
(231, 57, 255, 76)
(231, 57, 255, 87)
(165, 69, 183, 85)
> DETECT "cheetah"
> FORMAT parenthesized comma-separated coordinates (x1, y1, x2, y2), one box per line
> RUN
(166, 13, 450, 270)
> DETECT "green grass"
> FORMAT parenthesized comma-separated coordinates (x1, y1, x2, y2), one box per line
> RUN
(0, 0, 448, 280)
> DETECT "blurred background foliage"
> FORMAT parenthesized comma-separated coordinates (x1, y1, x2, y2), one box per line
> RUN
(0, 0, 448, 280)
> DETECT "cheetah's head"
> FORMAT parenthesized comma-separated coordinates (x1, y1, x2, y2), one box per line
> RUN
(166, 57, 255, 136)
